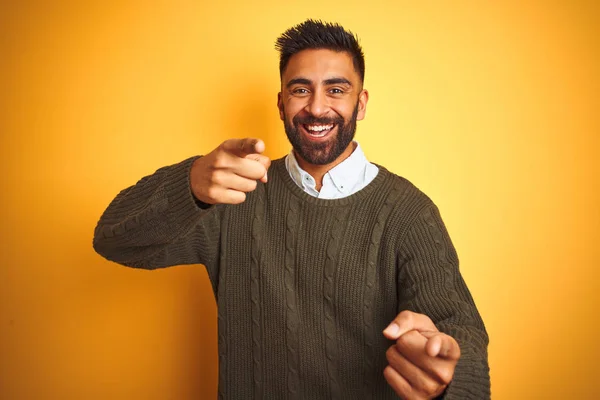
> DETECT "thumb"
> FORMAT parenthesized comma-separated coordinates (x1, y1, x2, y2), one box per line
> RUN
(383, 310, 438, 340)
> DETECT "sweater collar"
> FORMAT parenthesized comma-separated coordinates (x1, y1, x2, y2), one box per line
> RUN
(285, 141, 370, 197)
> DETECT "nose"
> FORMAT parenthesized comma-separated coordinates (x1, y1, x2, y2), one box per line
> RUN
(304, 89, 330, 117)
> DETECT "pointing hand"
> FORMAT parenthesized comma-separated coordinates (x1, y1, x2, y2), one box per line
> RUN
(190, 138, 271, 205)
(382, 311, 460, 400)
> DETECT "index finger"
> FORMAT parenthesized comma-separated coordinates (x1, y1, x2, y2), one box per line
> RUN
(421, 331, 461, 361)
(222, 138, 265, 157)
(393, 330, 457, 386)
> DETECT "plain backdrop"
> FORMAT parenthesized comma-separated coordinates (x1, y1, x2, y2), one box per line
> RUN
(1, 1, 598, 399)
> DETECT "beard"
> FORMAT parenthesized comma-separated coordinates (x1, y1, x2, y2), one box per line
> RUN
(283, 102, 359, 165)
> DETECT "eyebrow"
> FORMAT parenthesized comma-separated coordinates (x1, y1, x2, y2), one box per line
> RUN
(286, 77, 353, 88)
(324, 78, 352, 86)
(286, 78, 312, 88)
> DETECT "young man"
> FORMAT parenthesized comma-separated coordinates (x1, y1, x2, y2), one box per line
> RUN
(94, 20, 490, 399)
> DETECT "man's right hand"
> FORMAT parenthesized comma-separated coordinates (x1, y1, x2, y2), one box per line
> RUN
(190, 138, 271, 205)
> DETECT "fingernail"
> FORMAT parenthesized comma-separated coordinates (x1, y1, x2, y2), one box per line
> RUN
(383, 323, 399, 337)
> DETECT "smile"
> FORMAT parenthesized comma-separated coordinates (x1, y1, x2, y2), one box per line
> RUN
(302, 123, 335, 139)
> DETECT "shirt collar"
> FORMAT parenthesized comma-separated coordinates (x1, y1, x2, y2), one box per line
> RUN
(285, 149, 318, 195)
(327, 142, 369, 194)
(285, 141, 370, 196)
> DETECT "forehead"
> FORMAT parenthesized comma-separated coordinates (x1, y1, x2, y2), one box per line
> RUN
(283, 49, 359, 83)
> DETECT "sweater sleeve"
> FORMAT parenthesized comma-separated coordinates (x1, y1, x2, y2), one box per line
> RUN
(92, 156, 222, 284)
(397, 203, 491, 399)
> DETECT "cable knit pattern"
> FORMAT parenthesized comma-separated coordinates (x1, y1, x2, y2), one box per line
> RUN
(284, 196, 301, 398)
(217, 208, 230, 400)
(322, 207, 349, 399)
(93, 156, 490, 399)
(361, 183, 406, 400)
(251, 184, 266, 399)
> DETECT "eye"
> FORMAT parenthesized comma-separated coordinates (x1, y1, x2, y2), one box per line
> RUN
(292, 88, 309, 95)
(329, 88, 344, 95)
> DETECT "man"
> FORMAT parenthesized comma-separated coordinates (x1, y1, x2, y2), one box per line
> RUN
(93, 20, 490, 399)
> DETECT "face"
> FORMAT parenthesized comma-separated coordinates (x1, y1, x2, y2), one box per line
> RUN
(278, 49, 369, 166)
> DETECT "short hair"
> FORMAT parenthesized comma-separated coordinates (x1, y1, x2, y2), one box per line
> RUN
(275, 19, 365, 83)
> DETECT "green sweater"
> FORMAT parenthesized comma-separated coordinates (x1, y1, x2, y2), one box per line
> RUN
(93, 156, 490, 399)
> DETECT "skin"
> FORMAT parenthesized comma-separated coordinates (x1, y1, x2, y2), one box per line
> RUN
(190, 47, 461, 399)
(190, 137, 270, 205)
(383, 311, 461, 399)
(277, 48, 368, 190)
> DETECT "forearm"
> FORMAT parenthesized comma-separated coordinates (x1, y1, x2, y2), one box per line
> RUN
(398, 203, 491, 399)
(93, 155, 219, 269)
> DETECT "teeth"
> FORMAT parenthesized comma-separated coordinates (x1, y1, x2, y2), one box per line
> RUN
(306, 124, 333, 132)
(309, 130, 328, 137)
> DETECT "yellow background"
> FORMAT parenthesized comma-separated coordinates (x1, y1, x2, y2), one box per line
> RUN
(1, 1, 598, 399)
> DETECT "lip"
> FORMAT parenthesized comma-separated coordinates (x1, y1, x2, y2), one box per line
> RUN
(300, 124, 336, 141)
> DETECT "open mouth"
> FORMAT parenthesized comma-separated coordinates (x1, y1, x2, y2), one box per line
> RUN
(301, 123, 336, 140)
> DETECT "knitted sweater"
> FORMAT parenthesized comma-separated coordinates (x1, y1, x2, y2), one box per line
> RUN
(93, 156, 491, 399)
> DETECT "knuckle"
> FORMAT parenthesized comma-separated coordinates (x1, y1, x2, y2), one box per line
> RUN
(383, 366, 398, 388)
(245, 179, 258, 192)
(427, 379, 441, 395)
(383, 365, 392, 378)
(212, 155, 228, 170)
(205, 186, 219, 201)
(218, 140, 231, 153)
(385, 345, 397, 362)
(420, 381, 439, 398)
(436, 367, 454, 385)
(412, 374, 438, 397)
(396, 330, 417, 349)
(210, 170, 224, 185)
(258, 155, 271, 167)
(231, 191, 246, 204)
(399, 310, 413, 324)
(248, 165, 265, 180)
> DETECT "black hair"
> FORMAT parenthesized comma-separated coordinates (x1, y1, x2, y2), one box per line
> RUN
(275, 19, 365, 83)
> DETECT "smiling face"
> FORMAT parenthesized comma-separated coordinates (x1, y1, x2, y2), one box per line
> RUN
(278, 48, 369, 166)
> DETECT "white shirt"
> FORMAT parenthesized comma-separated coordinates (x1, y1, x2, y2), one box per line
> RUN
(284, 142, 379, 199)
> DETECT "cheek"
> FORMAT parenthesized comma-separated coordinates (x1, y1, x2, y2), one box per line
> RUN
(286, 97, 306, 111)
(330, 98, 356, 114)
(283, 99, 306, 120)
(331, 106, 354, 120)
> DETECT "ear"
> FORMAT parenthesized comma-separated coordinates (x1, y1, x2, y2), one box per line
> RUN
(356, 89, 369, 121)
(277, 92, 284, 121)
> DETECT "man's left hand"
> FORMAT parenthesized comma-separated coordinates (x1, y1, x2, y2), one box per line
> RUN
(382, 311, 460, 400)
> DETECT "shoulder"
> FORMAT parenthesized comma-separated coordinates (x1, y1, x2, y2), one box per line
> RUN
(375, 163, 435, 212)
(372, 164, 449, 245)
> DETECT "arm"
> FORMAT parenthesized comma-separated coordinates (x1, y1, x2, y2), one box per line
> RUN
(393, 204, 490, 399)
(92, 156, 222, 276)
(93, 138, 270, 286)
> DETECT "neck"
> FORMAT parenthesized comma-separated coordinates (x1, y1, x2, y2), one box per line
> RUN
(294, 142, 357, 191)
